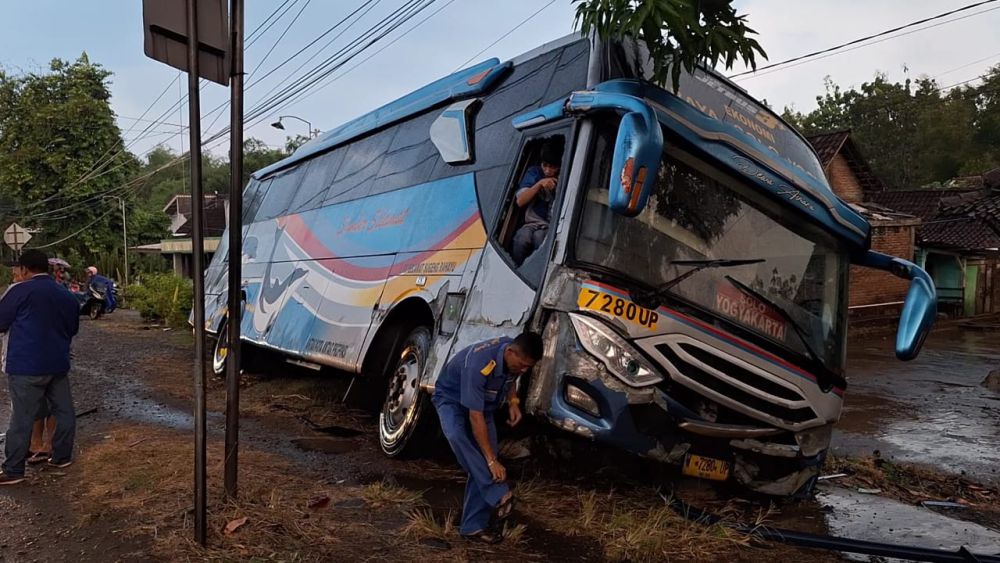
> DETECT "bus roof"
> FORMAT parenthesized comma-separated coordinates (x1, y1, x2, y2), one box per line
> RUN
(254, 58, 511, 179)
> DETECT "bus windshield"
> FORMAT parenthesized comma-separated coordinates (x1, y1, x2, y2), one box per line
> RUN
(575, 130, 848, 370)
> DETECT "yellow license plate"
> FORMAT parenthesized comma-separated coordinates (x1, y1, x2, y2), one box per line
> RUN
(682, 454, 731, 481)
(577, 286, 659, 330)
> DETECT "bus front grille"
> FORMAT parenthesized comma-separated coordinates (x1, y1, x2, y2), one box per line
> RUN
(650, 342, 820, 427)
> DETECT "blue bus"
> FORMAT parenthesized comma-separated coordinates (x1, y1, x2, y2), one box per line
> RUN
(202, 35, 936, 496)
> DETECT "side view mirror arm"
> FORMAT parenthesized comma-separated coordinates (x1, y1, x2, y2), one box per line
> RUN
(856, 250, 937, 360)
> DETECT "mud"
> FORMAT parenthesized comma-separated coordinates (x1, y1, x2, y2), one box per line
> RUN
(1, 311, 998, 561)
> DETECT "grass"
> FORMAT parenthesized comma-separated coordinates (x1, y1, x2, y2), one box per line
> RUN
(513, 477, 754, 562)
(362, 480, 425, 508)
(73, 425, 449, 562)
(402, 508, 454, 539)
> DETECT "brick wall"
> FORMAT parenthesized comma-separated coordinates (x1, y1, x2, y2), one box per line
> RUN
(849, 224, 915, 308)
(827, 154, 864, 204)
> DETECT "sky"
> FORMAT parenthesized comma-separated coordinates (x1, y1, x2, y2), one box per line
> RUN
(0, 0, 998, 163)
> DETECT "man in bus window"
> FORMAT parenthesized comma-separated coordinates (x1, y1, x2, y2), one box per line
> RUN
(511, 140, 562, 265)
(431, 332, 544, 543)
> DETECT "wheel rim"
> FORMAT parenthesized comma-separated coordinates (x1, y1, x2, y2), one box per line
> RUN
(213, 325, 229, 375)
(380, 343, 422, 444)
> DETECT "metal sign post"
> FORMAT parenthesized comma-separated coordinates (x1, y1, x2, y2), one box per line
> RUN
(185, 0, 209, 545)
(142, 0, 229, 547)
(224, 0, 244, 500)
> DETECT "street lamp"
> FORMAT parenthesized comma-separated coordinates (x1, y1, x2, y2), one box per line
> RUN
(270, 115, 317, 138)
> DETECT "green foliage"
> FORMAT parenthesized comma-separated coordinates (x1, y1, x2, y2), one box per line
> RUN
(783, 66, 1000, 188)
(127, 272, 193, 327)
(574, 0, 766, 91)
(0, 55, 140, 259)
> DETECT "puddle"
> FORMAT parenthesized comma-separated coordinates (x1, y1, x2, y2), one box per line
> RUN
(107, 391, 207, 430)
(292, 437, 358, 454)
(392, 474, 465, 509)
(817, 485, 1000, 559)
(311, 425, 363, 438)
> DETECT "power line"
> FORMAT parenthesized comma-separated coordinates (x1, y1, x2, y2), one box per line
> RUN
(735, 5, 1000, 82)
(246, 0, 314, 80)
(200, 0, 382, 137)
(454, 0, 558, 72)
(278, 0, 458, 113)
(30, 206, 118, 249)
(244, 0, 434, 125)
(69, 0, 307, 190)
(729, 0, 1000, 79)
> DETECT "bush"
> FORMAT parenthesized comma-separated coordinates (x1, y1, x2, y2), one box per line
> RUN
(128, 273, 193, 327)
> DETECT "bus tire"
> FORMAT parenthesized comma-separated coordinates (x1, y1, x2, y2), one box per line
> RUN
(378, 325, 435, 458)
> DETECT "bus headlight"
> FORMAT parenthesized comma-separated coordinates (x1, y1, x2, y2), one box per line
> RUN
(569, 313, 663, 387)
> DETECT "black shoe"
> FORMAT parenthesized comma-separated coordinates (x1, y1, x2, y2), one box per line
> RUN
(0, 472, 25, 485)
(47, 459, 73, 469)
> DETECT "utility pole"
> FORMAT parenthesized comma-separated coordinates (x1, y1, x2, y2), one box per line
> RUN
(108, 196, 129, 290)
(120, 198, 128, 289)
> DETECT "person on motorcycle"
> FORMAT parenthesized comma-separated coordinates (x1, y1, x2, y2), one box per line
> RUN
(85, 267, 117, 313)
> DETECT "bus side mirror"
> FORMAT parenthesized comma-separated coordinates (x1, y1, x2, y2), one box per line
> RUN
(858, 251, 937, 360)
(608, 111, 662, 216)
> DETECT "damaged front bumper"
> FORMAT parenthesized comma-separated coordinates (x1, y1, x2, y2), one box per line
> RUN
(526, 312, 834, 497)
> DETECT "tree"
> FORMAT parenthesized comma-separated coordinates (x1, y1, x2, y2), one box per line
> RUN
(574, 0, 766, 90)
(0, 55, 140, 262)
(782, 68, 998, 188)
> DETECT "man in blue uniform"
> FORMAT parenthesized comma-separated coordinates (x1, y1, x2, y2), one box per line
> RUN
(0, 249, 80, 484)
(432, 331, 544, 543)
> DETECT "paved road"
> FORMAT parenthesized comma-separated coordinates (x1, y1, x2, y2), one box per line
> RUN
(835, 328, 1000, 485)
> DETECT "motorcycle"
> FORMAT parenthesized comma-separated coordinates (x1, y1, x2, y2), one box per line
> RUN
(78, 283, 108, 320)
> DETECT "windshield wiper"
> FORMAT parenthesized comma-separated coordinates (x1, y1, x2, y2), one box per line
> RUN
(659, 259, 765, 291)
(722, 275, 845, 392)
(629, 258, 763, 310)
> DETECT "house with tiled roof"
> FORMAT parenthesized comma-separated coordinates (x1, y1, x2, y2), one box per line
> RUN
(805, 130, 921, 322)
(868, 179, 1000, 316)
(133, 194, 228, 279)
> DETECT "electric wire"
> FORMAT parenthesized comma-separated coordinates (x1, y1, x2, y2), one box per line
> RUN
(734, 5, 1000, 82)
(453, 0, 558, 72)
(277, 0, 457, 112)
(246, 0, 313, 80)
(729, 0, 1000, 79)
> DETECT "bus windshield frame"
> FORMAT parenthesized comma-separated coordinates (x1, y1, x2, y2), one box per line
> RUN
(570, 121, 850, 372)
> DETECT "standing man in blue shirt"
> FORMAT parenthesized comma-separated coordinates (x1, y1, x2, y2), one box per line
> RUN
(432, 331, 544, 543)
(0, 249, 80, 484)
(511, 139, 562, 265)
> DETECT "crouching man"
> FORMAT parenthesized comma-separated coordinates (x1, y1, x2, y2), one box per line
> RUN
(431, 332, 543, 543)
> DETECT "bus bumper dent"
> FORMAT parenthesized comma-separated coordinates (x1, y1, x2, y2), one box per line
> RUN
(528, 312, 829, 496)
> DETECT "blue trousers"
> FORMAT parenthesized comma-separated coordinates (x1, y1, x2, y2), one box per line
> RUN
(3, 375, 76, 477)
(511, 223, 547, 265)
(433, 398, 508, 535)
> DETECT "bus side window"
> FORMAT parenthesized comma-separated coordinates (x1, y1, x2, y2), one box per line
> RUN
(496, 134, 566, 282)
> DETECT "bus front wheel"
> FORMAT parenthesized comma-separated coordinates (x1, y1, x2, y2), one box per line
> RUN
(378, 325, 435, 457)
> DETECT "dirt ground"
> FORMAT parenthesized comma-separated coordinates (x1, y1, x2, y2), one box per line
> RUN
(0, 311, 997, 562)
